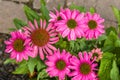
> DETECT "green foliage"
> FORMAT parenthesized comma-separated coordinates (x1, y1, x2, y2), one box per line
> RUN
(110, 60, 119, 80)
(24, 5, 40, 23)
(69, 3, 86, 12)
(8, 28, 16, 31)
(28, 57, 38, 74)
(98, 52, 114, 80)
(89, 7, 96, 14)
(4, 58, 16, 64)
(115, 39, 120, 47)
(40, 4, 50, 21)
(27, 57, 46, 74)
(37, 69, 48, 80)
(40, 0, 46, 6)
(13, 18, 27, 29)
(13, 60, 29, 74)
(111, 6, 120, 26)
(104, 31, 118, 47)
(105, 26, 117, 36)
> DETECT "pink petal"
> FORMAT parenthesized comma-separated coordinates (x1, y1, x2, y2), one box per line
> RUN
(46, 23, 52, 31)
(60, 13, 67, 20)
(62, 28, 70, 38)
(72, 10, 77, 19)
(70, 29, 76, 40)
(32, 46, 38, 57)
(76, 13, 84, 21)
(29, 21, 35, 30)
(39, 48, 44, 60)
(45, 46, 53, 55)
(47, 44, 57, 51)
(34, 19, 39, 29)
(66, 9, 71, 19)
(43, 20, 46, 29)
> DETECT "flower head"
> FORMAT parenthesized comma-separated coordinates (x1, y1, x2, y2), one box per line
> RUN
(83, 12, 105, 40)
(23, 19, 59, 60)
(45, 49, 71, 80)
(55, 8, 85, 41)
(91, 48, 103, 61)
(69, 52, 98, 80)
(49, 8, 63, 29)
(4, 30, 33, 62)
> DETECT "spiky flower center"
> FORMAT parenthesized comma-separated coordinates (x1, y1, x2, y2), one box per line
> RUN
(31, 29, 50, 47)
(88, 20, 97, 29)
(67, 19, 77, 29)
(93, 53, 98, 58)
(56, 59, 66, 70)
(79, 62, 91, 75)
(13, 39, 24, 52)
(57, 16, 62, 20)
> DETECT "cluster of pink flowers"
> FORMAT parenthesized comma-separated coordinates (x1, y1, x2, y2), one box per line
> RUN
(4, 8, 104, 80)
(45, 49, 100, 80)
(49, 8, 105, 40)
(5, 19, 59, 61)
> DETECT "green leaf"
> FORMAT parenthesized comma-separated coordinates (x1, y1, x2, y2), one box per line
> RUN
(13, 61, 28, 74)
(104, 31, 118, 46)
(40, 4, 50, 21)
(24, 5, 40, 23)
(57, 4, 61, 11)
(115, 39, 120, 47)
(106, 26, 117, 36)
(90, 7, 96, 14)
(97, 35, 107, 42)
(110, 60, 119, 80)
(69, 3, 86, 12)
(36, 59, 46, 71)
(8, 28, 16, 31)
(111, 6, 120, 25)
(102, 46, 114, 52)
(4, 58, 16, 64)
(13, 18, 27, 29)
(27, 57, 38, 74)
(40, 0, 46, 6)
(98, 52, 114, 80)
(37, 69, 48, 80)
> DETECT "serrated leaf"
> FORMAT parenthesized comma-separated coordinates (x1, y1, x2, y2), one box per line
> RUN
(110, 60, 119, 80)
(13, 18, 27, 29)
(37, 69, 48, 80)
(111, 6, 120, 25)
(13, 61, 28, 74)
(98, 52, 114, 80)
(69, 3, 86, 12)
(4, 58, 16, 64)
(24, 5, 40, 23)
(40, 4, 50, 21)
(90, 7, 96, 14)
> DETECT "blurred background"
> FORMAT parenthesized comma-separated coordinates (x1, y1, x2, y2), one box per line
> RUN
(0, 0, 120, 33)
